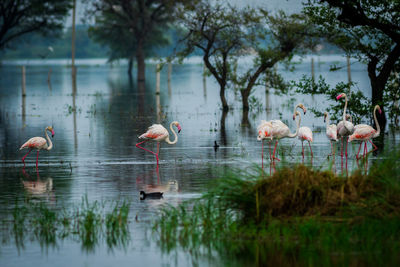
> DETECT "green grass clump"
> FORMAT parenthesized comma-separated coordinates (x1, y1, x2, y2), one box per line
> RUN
(2, 197, 131, 251)
(154, 148, 400, 265)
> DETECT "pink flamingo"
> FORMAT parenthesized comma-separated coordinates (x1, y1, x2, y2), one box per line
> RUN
(136, 121, 181, 165)
(296, 105, 313, 158)
(20, 126, 54, 170)
(257, 120, 274, 167)
(268, 108, 302, 161)
(349, 105, 382, 159)
(336, 93, 354, 159)
(323, 111, 337, 158)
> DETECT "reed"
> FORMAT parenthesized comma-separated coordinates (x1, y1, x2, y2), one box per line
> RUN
(2, 196, 131, 251)
(154, 147, 400, 264)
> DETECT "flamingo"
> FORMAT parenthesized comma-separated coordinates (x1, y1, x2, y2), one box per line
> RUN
(324, 111, 338, 158)
(336, 93, 354, 159)
(257, 120, 274, 167)
(349, 105, 382, 159)
(136, 121, 181, 165)
(296, 105, 313, 158)
(268, 109, 302, 161)
(20, 126, 54, 170)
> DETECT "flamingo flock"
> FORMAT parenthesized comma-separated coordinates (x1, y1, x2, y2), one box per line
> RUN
(257, 92, 382, 165)
(20, 92, 381, 170)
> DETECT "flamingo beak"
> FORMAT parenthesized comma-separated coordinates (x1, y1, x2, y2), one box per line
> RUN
(51, 130, 55, 138)
(293, 115, 295, 120)
(177, 125, 181, 133)
(303, 108, 306, 115)
(379, 109, 382, 114)
(336, 94, 342, 100)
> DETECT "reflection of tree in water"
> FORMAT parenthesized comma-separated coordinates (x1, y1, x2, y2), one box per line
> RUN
(92, 77, 160, 157)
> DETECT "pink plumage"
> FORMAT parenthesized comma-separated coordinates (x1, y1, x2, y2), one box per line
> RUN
(20, 126, 54, 169)
(136, 121, 181, 165)
(348, 105, 381, 159)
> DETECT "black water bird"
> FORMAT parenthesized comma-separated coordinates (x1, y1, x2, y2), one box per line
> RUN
(140, 191, 163, 200)
(213, 140, 220, 151)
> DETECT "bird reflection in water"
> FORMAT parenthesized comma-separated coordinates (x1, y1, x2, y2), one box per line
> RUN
(136, 166, 179, 197)
(21, 168, 55, 201)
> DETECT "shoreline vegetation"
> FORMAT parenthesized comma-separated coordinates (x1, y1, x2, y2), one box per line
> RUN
(153, 148, 400, 265)
(1, 149, 399, 264)
(1, 197, 131, 251)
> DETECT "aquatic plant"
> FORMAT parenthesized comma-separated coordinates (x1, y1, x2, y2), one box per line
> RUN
(154, 147, 400, 265)
(2, 196, 131, 252)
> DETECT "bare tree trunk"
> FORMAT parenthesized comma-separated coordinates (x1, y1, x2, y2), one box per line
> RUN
(71, 0, 77, 94)
(128, 56, 134, 76)
(219, 84, 228, 111)
(136, 40, 145, 82)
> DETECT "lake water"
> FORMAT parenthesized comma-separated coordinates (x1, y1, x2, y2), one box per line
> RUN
(0, 56, 398, 266)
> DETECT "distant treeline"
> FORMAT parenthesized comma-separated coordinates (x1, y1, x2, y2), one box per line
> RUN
(0, 25, 342, 60)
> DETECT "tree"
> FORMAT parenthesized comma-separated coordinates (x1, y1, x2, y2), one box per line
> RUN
(174, 0, 249, 111)
(235, 11, 312, 116)
(303, 0, 400, 130)
(175, 1, 312, 116)
(86, 0, 185, 82)
(0, 0, 72, 50)
(88, 13, 169, 75)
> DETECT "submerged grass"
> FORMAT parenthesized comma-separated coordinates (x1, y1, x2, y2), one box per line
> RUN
(154, 148, 400, 265)
(2, 196, 131, 252)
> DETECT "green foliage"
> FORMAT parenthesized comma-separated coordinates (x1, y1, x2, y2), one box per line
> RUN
(154, 148, 400, 263)
(303, 0, 400, 126)
(85, 0, 187, 66)
(383, 65, 400, 126)
(2, 197, 131, 251)
(293, 75, 370, 124)
(0, 0, 73, 50)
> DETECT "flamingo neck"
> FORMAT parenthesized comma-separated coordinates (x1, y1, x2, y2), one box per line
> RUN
(373, 106, 380, 138)
(325, 114, 330, 129)
(165, 122, 178, 144)
(342, 94, 348, 122)
(45, 128, 53, 150)
(288, 113, 301, 138)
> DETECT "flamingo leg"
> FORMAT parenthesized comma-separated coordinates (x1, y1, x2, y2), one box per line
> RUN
(269, 141, 272, 161)
(363, 141, 367, 157)
(345, 137, 349, 159)
(301, 141, 304, 159)
(356, 142, 363, 159)
(22, 149, 32, 167)
(309, 141, 313, 157)
(36, 151, 39, 170)
(261, 139, 264, 169)
(136, 140, 159, 164)
(272, 140, 280, 161)
(341, 137, 343, 158)
(368, 139, 378, 153)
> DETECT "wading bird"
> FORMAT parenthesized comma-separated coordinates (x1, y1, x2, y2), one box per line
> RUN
(349, 105, 382, 159)
(20, 126, 54, 169)
(136, 121, 181, 165)
(268, 110, 301, 161)
(324, 112, 337, 158)
(257, 120, 274, 167)
(296, 105, 313, 158)
(336, 93, 354, 159)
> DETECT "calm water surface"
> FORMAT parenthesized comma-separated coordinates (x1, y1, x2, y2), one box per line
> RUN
(0, 56, 399, 266)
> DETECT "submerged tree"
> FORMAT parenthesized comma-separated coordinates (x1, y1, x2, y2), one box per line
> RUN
(175, 1, 253, 111)
(0, 0, 72, 50)
(85, 0, 186, 82)
(303, 0, 400, 130)
(175, 0, 311, 117)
